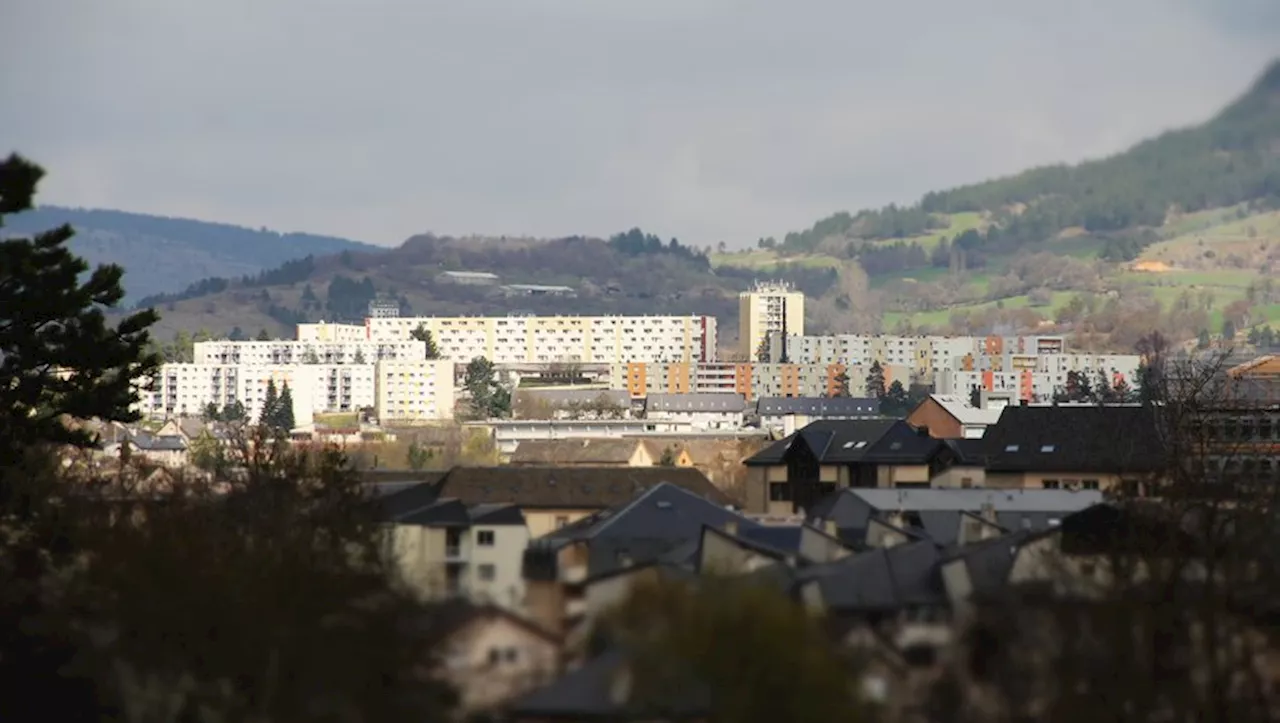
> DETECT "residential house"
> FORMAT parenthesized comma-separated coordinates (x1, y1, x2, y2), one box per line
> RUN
(122, 430, 189, 467)
(643, 393, 748, 430)
(508, 439, 657, 468)
(906, 394, 1005, 439)
(809, 488, 1103, 544)
(379, 489, 530, 610)
(982, 404, 1166, 492)
(430, 466, 733, 538)
(743, 418, 898, 515)
(755, 396, 880, 436)
(437, 602, 561, 715)
(522, 482, 754, 639)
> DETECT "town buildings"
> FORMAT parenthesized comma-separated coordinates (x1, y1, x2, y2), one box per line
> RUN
(739, 281, 805, 359)
(365, 314, 718, 364)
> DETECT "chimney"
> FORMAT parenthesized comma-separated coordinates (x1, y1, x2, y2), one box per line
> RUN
(724, 520, 739, 536)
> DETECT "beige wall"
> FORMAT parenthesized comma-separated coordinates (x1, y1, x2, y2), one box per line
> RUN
(442, 615, 559, 713)
(875, 464, 930, 487)
(525, 508, 596, 539)
(986, 471, 1121, 491)
(386, 525, 448, 598)
(931, 465, 987, 489)
(468, 524, 530, 610)
(698, 529, 780, 574)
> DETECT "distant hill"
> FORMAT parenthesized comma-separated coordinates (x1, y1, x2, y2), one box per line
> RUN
(712, 58, 1280, 348)
(108, 60, 1280, 352)
(3, 206, 376, 303)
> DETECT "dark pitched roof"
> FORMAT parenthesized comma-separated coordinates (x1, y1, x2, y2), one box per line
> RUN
(939, 530, 1031, 594)
(506, 649, 708, 720)
(755, 396, 880, 417)
(800, 539, 946, 612)
(128, 431, 187, 452)
(527, 483, 759, 579)
(646, 393, 747, 413)
(860, 421, 947, 464)
(944, 438, 988, 465)
(469, 503, 526, 526)
(982, 404, 1165, 473)
(745, 418, 898, 465)
(399, 498, 471, 527)
(435, 466, 731, 509)
(376, 481, 444, 521)
(509, 439, 645, 465)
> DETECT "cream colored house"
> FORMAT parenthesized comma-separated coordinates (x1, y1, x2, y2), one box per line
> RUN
(438, 604, 560, 715)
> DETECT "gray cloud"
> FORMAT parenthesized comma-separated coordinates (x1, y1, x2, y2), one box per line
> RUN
(2, 0, 1276, 247)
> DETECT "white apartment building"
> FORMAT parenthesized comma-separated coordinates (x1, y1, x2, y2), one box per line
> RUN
(934, 353, 1141, 403)
(364, 315, 718, 365)
(141, 360, 456, 425)
(610, 361, 914, 401)
(768, 333, 1069, 378)
(193, 340, 425, 366)
(141, 363, 374, 426)
(297, 322, 368, 343)
(739, 282, 805, 360)
(375, 360, 456, 423)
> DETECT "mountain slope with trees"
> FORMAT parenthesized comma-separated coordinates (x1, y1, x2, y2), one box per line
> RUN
(1, 206, 376, 303)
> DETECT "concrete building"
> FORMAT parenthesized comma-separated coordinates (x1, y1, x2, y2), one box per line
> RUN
(643, 393, 748, 430)
(366, 314, 718, 365)
(935, 352, 1141, 403)
(437, 270, 501, 286)
(612, 361, 913, 401)
(739, 281, 804, 360)
(194, 339, 425, 366)
(766, 333, 1069, 379)
(296, 321, 369, 343)
(375, 360, 457, 423)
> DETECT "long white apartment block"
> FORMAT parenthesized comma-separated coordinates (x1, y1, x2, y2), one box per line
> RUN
(139, 360, 455, 425)
(934, 352, 1142, 403)
(363, 314, 718, 364)
(297, 321, 369, 343)
(193, 340, 426, 366)
(767, 333, 1069, 372)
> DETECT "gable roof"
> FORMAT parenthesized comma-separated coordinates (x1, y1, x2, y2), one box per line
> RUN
(801, 539, 946, 612)
(756, 396, 880, 417)
(128, 431, 188, 452)
(925, 394, 1005, 427)
(435, 466, 732, 510)
(745, 418, 898, 465)
(982, 404, 1165, 473)
(860, 421, 948, 464)
(516, 388, 630, 408)
(509, 439, 645, 465)
(646, 393, 747, 413)
(391, 498, 527, 527)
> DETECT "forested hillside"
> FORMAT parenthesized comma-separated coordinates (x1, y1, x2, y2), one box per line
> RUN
(2, 206, 375, 302)
(715, 59, 1280, 349)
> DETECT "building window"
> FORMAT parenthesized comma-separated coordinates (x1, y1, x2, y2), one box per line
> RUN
(476, 530, 495, 546)
(1081, 479, 1099, 490)
(1042, 479, 1060, 490)
(769, 483, 793, 501)
(477, 564, 496, 581)
(555, 516, 569, 529)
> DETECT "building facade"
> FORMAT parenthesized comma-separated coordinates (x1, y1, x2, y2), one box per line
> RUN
(194, 339, 425, 366)
(739, 281, 805, 360)
(365, 314, 718, 365)
(611, 361, 913, 401)
(375, 360, 457, 422)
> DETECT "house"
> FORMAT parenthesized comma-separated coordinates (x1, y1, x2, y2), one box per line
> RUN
(508, 439, 657, 468)
(644, 393, 748, 430)
(629, 437, 771, 496)
(514, 388, 633, 420)
(437, 602, 561, 715)
(755, 396, 881, 435)
(929, 438, 989, 489)
(808, 488, 1103, 544)
(121, 430, 189, 467)
(429, 466, 733, 538)
(906, 394, 1005, 439)
(379, 490, 530, 610)
(522, 482, 755, 638)
(743, 418, 899, 515)
(981, 404, 1165, 492)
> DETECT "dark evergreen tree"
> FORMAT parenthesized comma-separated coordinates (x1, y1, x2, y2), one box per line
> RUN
(0, 153, 159, 470)
(410, 324, 440, 359)
(880, 380, 911, 416)
(255, 328, 271, 341)
(864, 361, 886, 399)
(261, 379, 280, 427)
(276, 383, 296, 432)
(202, 402, 222, 423)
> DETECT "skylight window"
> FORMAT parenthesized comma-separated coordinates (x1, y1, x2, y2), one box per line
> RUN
(855, 441, 868, 449)
(1040, 444, 1056, 453)
(1004, 444, 1020, 452)
(843, 441, 856, 449)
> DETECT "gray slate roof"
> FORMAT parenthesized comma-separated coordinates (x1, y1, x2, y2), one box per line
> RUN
(646, 393, 747, 413)
(756, 396, 880, 417)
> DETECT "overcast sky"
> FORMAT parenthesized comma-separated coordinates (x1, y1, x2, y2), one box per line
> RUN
(3, 1, 1277, 248)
